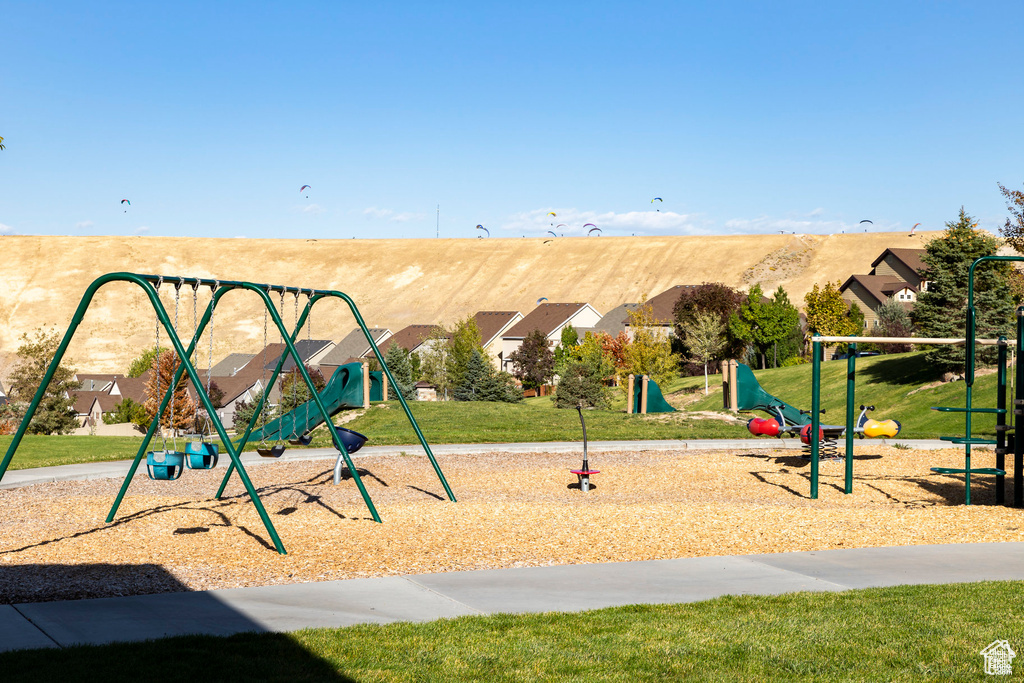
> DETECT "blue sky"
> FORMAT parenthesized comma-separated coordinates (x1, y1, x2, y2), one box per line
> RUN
(2, 2, 1022, 239)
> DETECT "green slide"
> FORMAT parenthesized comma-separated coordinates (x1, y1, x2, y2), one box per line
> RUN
(733, 362, 810, 427)
(632, 378, 677, 413)
(244, 362, 366, 443)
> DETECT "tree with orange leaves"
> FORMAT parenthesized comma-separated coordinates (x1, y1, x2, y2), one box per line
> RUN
(144, 350, 197, 434)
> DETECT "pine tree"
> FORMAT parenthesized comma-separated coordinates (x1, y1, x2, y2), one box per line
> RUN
(454, 349, 491, 401)
(913, 207, 1015, 375)
(383, 344, 415, 401)
(144, 350, 197, 433)
(8, 328, 81, 435)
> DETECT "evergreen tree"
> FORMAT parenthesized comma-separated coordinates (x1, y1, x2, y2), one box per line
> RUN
(875, 296, 914, 354)
(383, 344, 415, 401)
(446, 316, 485, 392)
(553, 332, 614, 408)
(454, 349, 491, 401)
(509, 329, 555, 391)
(913, 207, 1015, 375)
(476, 371, 524, 403)
(8, 328, 81, 435)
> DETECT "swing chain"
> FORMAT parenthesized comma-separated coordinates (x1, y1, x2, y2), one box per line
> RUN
(154, 277, 164, 450)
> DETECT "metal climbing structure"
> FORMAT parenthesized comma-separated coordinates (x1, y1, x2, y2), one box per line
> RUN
(0, 272, 456, 554)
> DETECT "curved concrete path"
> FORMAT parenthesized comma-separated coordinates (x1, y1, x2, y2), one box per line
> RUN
(0, 439, 999, 654)
(0, 438, 951, 490)
(3, 543, 1023, 653)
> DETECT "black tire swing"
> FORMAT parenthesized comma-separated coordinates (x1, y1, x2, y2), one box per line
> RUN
(257, 287, 287, 458)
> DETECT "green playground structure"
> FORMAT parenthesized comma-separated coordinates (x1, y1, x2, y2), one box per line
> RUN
(627, 374, 676, 414)
(0, 272, 456, 555)
(729, 362, 810, 428)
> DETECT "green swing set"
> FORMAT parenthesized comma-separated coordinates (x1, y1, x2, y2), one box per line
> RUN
(0, 272, 456, 555)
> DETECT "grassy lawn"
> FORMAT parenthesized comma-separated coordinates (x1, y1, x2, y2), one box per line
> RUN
(2, 580, 1020, 681)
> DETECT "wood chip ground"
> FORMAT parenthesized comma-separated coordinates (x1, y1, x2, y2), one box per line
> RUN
(2, 446, 1021, 604)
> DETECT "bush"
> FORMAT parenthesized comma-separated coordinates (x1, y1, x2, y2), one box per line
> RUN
(553, 360, 609, 409)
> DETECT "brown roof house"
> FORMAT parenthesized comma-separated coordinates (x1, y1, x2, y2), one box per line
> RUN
(473, 311, 523, 370)
(500, 302, 602, 372)
(840, 248, 927, 329)
(623, 285, 700, 340)
(378, 325, 443, 356)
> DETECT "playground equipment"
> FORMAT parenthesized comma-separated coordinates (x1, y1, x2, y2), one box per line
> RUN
(0, 272, 457, 555)
(725, 361, 901, 459)
(626, 374, 676, 414)
(808, 255, 1024, 503)
(571, 403, 599, 491)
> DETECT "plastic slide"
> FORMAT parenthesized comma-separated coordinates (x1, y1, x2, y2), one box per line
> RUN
(633, 378, 676, 413)
(733, 363, 810, 428)
(244, 362, 366, 444)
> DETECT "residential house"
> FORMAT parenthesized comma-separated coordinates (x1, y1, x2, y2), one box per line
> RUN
(840, 248, 927, 328)
(500, 302, 602, 373)
(622, 285, 701, 340)
(262, 339, 336, 403)
(473, 311, 523, 370)
(318, 328, 392, 377)
(378, 325, 443, 356)
(576, 302, 639, 339)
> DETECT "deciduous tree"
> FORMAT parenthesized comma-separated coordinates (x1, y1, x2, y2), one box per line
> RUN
(621, 298, 680, 388)
(8, 328, 81, 435)
(144, 350, 197, 433)
(681, 310, 726, 395)
(509, 329, 555, 391)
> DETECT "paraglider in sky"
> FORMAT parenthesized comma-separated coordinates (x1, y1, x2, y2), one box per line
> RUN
(536, 297, 548, 304)
(587, 226, 602, 236)
(300, 185, 311, 198)
(476, 224, 489, 238)
(547, 230, 557, 237)
(547, 211, 557, 217)
(651, 197, 663, 212)
(121, 199, 130, 213)
(555, 224, 567, 229)
(859, 219, 873, 224)
(909, 223, 920, 236)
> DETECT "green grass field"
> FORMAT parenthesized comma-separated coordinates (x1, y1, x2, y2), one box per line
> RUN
(0, 352, 999, 472)
(1, 581, 1020, 681)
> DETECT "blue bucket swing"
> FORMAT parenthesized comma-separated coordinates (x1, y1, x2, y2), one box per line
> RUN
(187, 281, 220, 471)
(146, 277, 189, 481)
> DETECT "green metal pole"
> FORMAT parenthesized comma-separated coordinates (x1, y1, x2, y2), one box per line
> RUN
(325, 290, 457, 502)
(811, 336, 821, 499)
(845, 342, 856, 494)
(996, 338, 1007, 505)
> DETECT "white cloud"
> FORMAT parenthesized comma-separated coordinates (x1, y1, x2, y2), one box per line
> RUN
(133, 226, 150, 235)
(500, 208, 702, 236)
(299, 203, 326, 215)
(362, 207, 426, 222)
(0, 223, 13, 235)
(76, 220, 95, 230)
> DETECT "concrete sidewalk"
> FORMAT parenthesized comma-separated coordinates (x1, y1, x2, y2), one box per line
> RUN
(2, 542, 1022, 653)
(0, 438, 951, 490)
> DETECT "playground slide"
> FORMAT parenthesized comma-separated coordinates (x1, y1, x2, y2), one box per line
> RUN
(245, 362, 366, 443)
(633, 378, 676, 413)
(733, 363, 810, 428)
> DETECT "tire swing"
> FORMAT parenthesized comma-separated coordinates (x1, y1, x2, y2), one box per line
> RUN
(288, 289, 313, 447)
(186, 280, 219, 470)
(257, 287, 286, 458)
(146, 277, 186, 481)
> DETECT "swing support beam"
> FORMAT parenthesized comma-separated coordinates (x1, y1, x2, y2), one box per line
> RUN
(0, 272, 455, 556)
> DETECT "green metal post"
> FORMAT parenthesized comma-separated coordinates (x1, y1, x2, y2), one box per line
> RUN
(845, 342, 856, 494)
(811, 336, 821, 499)
(996, 338, 1007, 505)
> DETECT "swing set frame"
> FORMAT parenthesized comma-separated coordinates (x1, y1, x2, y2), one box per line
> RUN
(0, 272, 456, 555)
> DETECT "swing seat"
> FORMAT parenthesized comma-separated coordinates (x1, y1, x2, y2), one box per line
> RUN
(257, 444, 287, 458)
(146, 451, 185, 481)
(289, 434, 313, 446)
(185, 441, 219, 470)
(335, 427, 368, 454)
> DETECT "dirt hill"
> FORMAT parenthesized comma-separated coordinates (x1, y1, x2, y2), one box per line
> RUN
(0, 231, 938, 374)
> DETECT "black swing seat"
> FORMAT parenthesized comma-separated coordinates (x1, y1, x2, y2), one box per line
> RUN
(288, 434, 313, 446)
(257, 444, 287, 458)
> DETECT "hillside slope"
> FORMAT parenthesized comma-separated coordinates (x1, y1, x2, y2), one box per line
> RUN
(0, 231, 937, 373)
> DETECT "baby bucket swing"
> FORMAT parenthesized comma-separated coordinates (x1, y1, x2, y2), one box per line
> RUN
(145, 278, 187, 480)
(185, 280, 219, 470)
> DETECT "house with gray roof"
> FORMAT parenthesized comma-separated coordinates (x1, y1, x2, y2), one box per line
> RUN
(319, 328, 392, 377)
(500, 302, 601, 373)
